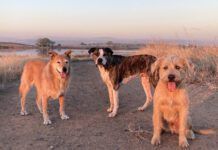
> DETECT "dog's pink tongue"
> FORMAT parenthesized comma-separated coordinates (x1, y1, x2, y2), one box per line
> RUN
(61, 72, 67, 78)
(167, 82, 176, 92)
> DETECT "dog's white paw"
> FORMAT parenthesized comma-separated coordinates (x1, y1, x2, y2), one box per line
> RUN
(43, 119, 52, 125)
(137, 106, 146, 111)
(108, 112, 117, 118)
(61, 114, 69, 120)
(107, 107, 113, 112)
(179, 138, 189, 148)
(20, 110, 28, 116)
(151, 136, 161, 146)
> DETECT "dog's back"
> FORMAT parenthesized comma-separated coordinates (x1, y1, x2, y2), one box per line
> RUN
(19, 60, 46, 95)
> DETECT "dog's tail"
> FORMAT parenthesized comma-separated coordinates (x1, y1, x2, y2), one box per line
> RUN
(193, 129, 216, 135)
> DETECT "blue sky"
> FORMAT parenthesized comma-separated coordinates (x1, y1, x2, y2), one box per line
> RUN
(0, 0, 218, 41)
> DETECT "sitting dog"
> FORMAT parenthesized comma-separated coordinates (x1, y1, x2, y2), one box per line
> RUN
(88, 47, 157, 117)
(151, 55, 215, 148)
(19, 50, 72, 125)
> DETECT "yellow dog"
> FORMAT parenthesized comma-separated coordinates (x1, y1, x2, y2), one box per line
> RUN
(19, 50, 72, 125)
(151, 55, 215, 148)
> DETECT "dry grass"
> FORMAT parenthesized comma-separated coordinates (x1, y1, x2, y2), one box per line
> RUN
(0, 55, 41, 88)
(136, 43, 218, 88)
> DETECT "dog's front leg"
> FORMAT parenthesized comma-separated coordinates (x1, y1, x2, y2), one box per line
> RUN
(151, 104, 162, 146)
(59, 95, 69, 120)
(42, 95, 51, 125)
(179, 107, 189, 148)
(106, 84, 114, 113)
(138, 75, 153, 111)
(108, 89, 119, 117)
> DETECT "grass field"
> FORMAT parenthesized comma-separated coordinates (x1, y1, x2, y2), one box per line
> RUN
(0, 55, 40, 88)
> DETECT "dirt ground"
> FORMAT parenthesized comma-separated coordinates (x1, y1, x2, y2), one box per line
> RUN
(0, 61, 217, 150)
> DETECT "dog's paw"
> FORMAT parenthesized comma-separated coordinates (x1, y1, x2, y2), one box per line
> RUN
(43, 119, 52, 125)
(108, 112, 117, 118)
(179, 138, 189, 148)
(61, 114, 69, 120)
(187, 130, 195, 140)
(107, 107, 113, 112)
(20, 110, 28, 116)
(137, 106, 146, 111)
(151, 136, 161, 146)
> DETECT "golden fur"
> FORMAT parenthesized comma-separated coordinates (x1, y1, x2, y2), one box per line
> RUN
(151, 55, 215, 148)
(19, 50, 72, 125)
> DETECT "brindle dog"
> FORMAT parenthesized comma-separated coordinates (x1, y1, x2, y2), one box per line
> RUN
(89, 47, 157, 117)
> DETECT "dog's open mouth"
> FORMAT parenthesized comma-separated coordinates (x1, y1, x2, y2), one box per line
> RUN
(57, 69, 68, 79)
(167, 82, 177, 92)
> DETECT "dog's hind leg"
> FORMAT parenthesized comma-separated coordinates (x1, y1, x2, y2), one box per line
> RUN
(106, 84, 114, 113)
(186, 116, 195, 140)
(138, 74, 153, 111)
(108, 89, 119, 117)
(19, 81, 30, 116)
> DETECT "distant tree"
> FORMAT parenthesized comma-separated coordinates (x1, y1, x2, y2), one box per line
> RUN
(106, 41, 113, 45)
(80, 42, 87, 46)
(36, 38, 55, 55)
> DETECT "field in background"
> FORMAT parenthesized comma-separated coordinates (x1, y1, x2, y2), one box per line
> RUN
(0, 43, 217, 88)
(0, 55, 40, 88)
(137, 43, 218, 88)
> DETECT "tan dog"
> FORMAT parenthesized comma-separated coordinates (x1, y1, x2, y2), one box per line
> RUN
(151, 55, 215, 148)
(19, 50, 72, 125)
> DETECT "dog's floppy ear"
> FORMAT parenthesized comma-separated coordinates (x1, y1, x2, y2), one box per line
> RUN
(151, 57, 163, 83)
(151, 57, 163, 75)
(104, 47, 113, 55)
(64, 50, 72, 58)
(48, 51, 58, 59)
(88, 47, 97, 55)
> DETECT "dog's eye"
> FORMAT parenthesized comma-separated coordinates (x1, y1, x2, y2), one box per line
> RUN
(57, 61, 61, 64)
(163, 66, 168, 70)
(65, 61, 68, 64)
(175, 65, 181, 70)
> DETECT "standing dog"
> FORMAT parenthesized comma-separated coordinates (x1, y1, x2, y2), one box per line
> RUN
(19, 50, 72, 125)
(151, 55, 215, 148)
(88, 47, 157, 117)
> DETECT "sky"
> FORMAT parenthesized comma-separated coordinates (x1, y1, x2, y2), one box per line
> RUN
(0, 0, 218, 42)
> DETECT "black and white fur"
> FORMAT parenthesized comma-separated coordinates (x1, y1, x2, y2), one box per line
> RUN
(89, 47, 157, 117)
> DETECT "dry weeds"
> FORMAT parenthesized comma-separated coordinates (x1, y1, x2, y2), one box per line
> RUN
(0, 55, 41, 88)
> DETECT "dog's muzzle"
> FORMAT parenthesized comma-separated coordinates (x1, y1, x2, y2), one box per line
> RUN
(95, 58, 103, 67)
(97, 58, 103, 65)
(57, 67, 69, 79)
(168, 74, 175, 82)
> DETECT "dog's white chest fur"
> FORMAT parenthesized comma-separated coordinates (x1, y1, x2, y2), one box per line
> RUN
(98, 66, 110, 84)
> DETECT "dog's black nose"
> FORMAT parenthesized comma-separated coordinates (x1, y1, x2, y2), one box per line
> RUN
(168, 74, 175, 81)
(63, 67, 67, 73)
(98, 58, 103, 64)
